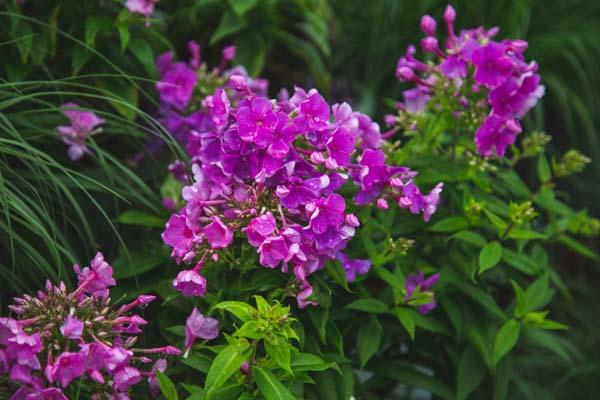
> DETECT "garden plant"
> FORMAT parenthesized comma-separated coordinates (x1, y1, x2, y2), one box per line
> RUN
(1, 1, 599, 399)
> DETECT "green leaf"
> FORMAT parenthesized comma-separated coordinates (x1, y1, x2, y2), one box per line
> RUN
(265, 335, 292, 374)
(452, 231, 487, 247)
(429, 216, 469, 232)
(345, 298, 388, 313)
(85, 16, 109, 47)
(395, 307, 415, 340)
(96, 78, 139, 120)
(484, 209, 508, 232)
(130, 38, 157, 79)
(507, 229, 547, 240)
(156, 371, 179, 400)
(209, 11, 246, 45)
(233, 321, 263, 339)
(255, 367, 296, 400)
(326, 260, 351, 292)
(228, 0, 258, 17)
(205, 342, 251, 396)
(493, 319, 520, 366)
(254, 295, 270, 314)
(14, 20, 33, 63)
(181, 354, 212, 373)
(117, 209, 165, 228)
(457, 346, 486, 400)
(479, 241, 503, 273)
(372, 362, 454, 400)
(356, 317, 382, 368)
(117, 24, 130, 52)
(213, 301, 256, 322)
(72, 43, 91, 74)
(307, 307, 329, 343)
(558, 235, 600, 261)
(291, 353, 339, 374)
(537, 153, 551, 183)
(524, 274, 550, 311)
(510, 280, 528, 316)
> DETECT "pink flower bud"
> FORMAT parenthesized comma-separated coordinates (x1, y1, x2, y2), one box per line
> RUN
(221, 46, 236, 62)
(396, 66, 415, 81)
(420, 15, 436, 36)
(229, 74, 248, 91)
(444, 5, 456, 24)
(376, 198, 389, 209)
(421, 37, 440, 54)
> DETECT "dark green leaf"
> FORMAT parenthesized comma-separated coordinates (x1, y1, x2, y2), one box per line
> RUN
(429, 216, 469, 232)
(209, 11, 246, 45)
(156, 371, 179, 400)
(457, 346, 486, 400)
(493, 319, 520, 366)
(357, 317, 382, 368)
(479, 241, 503, 273)
(228, 0, 258, 17)
(255, 367, 296, 400)
(117, 209, 165, 228)
(205, 341, 251, 396)
(395, 307, 415, 340)
(345, 298, 388, 313)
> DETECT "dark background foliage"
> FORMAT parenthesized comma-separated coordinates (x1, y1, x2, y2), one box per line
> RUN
(1, 0, 599, 398)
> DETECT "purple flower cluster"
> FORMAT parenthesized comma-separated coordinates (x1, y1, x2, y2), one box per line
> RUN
(393, 5, 544, 157)
(160, 64, 443, 307)
(1, 253, 180, 399)
(404, 272, 440, 314)
(125, 0, 159, 25)
(57, 103, 104, 161)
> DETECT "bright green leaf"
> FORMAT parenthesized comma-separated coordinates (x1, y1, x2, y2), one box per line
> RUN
(479, 241, 503, 273)
(493, 319, 521, 366)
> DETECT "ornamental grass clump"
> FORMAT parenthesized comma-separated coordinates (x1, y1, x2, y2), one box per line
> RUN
(0, 253, 180, 399)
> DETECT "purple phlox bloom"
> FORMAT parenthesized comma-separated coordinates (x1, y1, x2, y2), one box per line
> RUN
(236, 97, 278, 145)
(403, 86, 431, 113)
(355, 113, 382, 149)
(325, 127, 355, 168)
(398, 181, 444, 222)
(156, 62, 197, 110)
(440, 54, 467, 79)
(162, 214, 195, 263)
(295, 90, 331, 132)
(404, 272, 440, 314)
(51, 351, 85, 387)
(210, 88, 230, 127)
(336, 252, 371, 282)
(471, 41, 514, 87)
(245, 212, 277, 246)
(184, 308, 219, 356)
(57, 102, 105, 160)
(474, 114, 522, 157)
(306, 194, 346, 234)
(203, 216, 233, 249)
(60, 315, 84, 340)
(125, 0, 157, 20)
(113, 366, 142, 392)
(73, 252, 116, 298)
(173, 268, 207, 297)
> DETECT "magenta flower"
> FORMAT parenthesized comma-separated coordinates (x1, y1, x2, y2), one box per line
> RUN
(295, 90, 330, 132)
(326, 127, 355, 168)
(474, 114, 522, 157)
(258, 236, 289, 268)
(203, 216, 233, 249)
(60, 316, 84, 340)
(246, 213, 277, 246)
(210, 88, 230, 127)
(73, 252, 116, 298)
(173, 269, 207, 297)
(162, 214, 195, 263)
(51, 351, 85, 387)
(336, 253, 371, 282)
(398, 181, 444, 222)
(471, 42, 514, 87)
(237, 97, 278, 145)
(125, 0, 157, 19)
(184, 308, 219, 357)
(112, 366, 142, 392)
(57, 102, 104, 160)
(156, 62, 197, 110)
(404, 272, 440, 314)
